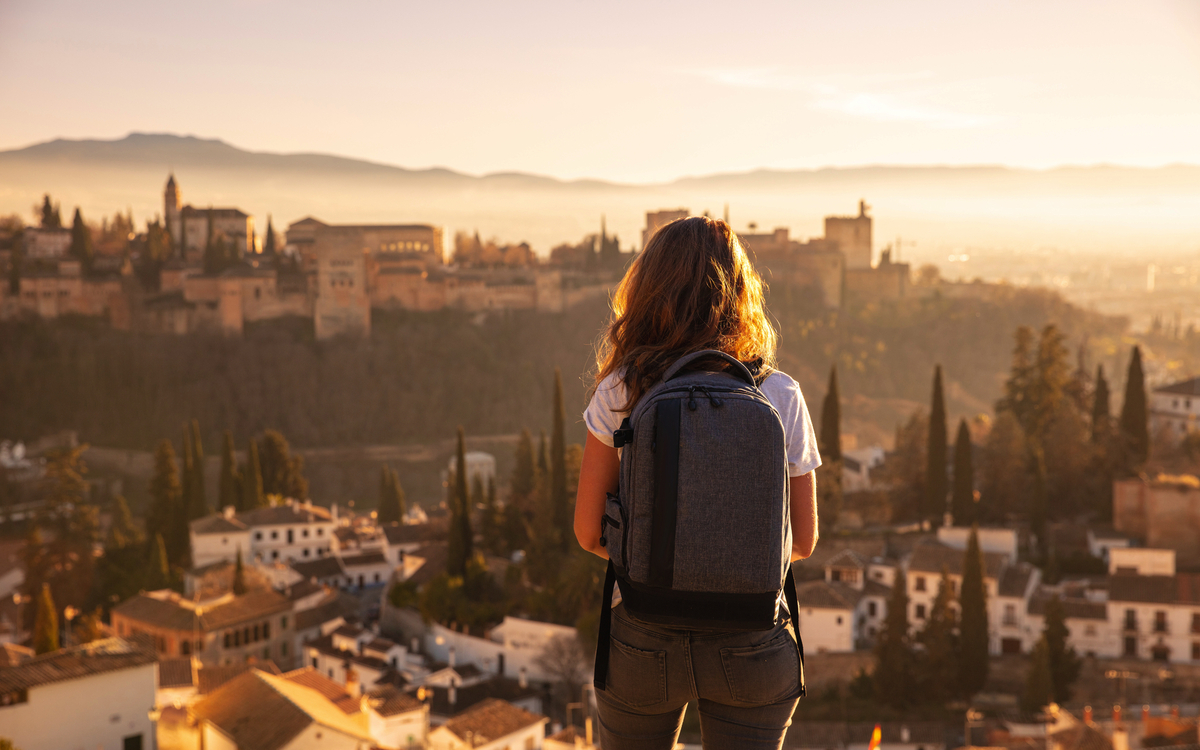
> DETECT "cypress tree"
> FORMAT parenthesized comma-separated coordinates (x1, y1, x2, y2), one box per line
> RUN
(820, 365, 842, 461)
(951, 419, 975, 526)
(482, 476, 502, 554)
(918, 567, 959, 705)
(1119, 346, 1149, 467)
(219, 431, 241, 511)
(258, 429, 307, 500)
(232, 547, 247, 595)
(926, 365, 949, 523)
(146, 439, 185, 566)
(448, 426, 473, 576)
(1021, 637, 1054, 715)
(1043, 595, 1082, 703)
(187, 419, 208, 519)
(32, 583, 58, 654)
(106, 495, 140, 550)
(958, 525, 990, 698)
(512, 429, 535, 502)
(146, 533, 171, 590)
(874, 571, 914, 709)
(1091, 365, 1110, 443)
(69, 207, 93, 272)
(41, 194, 60, 228)
(264, 216, 277, 258)
(242, 439, 266, 509)
(551, 368, 569, 550)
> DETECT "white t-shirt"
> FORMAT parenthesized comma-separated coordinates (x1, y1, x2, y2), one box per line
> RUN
(583, 369, 823, 478)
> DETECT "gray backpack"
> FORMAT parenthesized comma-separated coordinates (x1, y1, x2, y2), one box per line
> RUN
(593, 350, 804, 693)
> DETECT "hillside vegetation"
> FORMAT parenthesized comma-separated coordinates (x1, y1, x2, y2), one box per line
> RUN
(0, 283, 1127, 457)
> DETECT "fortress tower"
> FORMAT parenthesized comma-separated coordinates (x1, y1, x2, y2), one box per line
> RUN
(824, 199, 873, 270)
(164, 174, 182, 251)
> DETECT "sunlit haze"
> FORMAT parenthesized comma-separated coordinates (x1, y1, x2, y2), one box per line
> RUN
(2, 0, 1200, 182)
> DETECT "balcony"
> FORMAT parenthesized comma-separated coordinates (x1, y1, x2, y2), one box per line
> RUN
(1154, 622, 1169, 634)
(1123, 619, 1138, 632)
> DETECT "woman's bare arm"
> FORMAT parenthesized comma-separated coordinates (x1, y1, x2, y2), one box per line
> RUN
(790, 471, 819, 561)
(574, 431, 619, 559)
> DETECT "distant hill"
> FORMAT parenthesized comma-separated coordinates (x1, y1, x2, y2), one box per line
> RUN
(2, 132, 1199, 256)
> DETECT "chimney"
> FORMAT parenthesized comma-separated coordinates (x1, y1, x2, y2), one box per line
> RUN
(1113, 705, 1122, 725)
(223, 506, 235, 519)
(448, 647, 456, 669)
(345, 666, 360, 699)
(519, 666, 528, 689)
(900, 726, 910, 743)
(1113, 727, 1129, 750)
(1084, 706, 1093, 724)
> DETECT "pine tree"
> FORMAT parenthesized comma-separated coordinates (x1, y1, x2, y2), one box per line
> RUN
(32, 583, 58, 654)
(1030, 325, 1071, 442)
(219, 431, 241, 510)
(145, 533, 171, 590)
(512, 429, 535, 503)
(958, 525, 990, 698)
(106, 495, 140, 550)
(874, 571, 915, 709)
(232, 547, 247, 595)
(951, 419, 975, 526)
(1119, 345, 1149, 467)
(1043, 595, 1082, 704)
(187, 419, 208, 519)
(1029, 446, 1049, 560)
(1092, 365, 1111, 443)
(551, 368, 569, 550)
(819, 365, 842, 461)
(448, 427, 473, 576)
(998, 326, 1036, 431)
(926, 365, 949, 523)
(69, 208, 93, 273)
(1021, 637, 1054, 715)
(917, 567, 960, 705)
(241, 439, 266, 509)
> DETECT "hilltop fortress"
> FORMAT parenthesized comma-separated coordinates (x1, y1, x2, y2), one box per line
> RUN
(0, 177, 908, 338)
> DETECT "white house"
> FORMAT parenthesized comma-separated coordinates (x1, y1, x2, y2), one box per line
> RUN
(307, 623, 413, 688)
(427, 697, 548, 750)
(0, 637, 157, 750)
(425, 616, 581, 684)
(1150, 376, 1200, 445)
(906, 539, 1009, 649)
(936, 525, 1018, 563)
(190, 499, 337, 569)
(993, 563, 1041, 654)
(842, 446, 886, 492)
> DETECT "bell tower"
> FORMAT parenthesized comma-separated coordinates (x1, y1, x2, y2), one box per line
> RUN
(164, 174, 182, 251)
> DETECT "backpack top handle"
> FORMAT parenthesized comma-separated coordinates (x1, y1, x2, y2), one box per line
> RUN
(662, 349, 757, 387)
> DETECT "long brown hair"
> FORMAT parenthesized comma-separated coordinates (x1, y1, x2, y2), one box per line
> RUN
(594, 216, 777, 409)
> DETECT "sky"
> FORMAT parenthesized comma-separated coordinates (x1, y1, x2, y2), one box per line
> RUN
(2, 0, 1199, 183)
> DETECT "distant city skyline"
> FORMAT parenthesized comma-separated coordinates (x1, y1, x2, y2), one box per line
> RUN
(2, 0, 1199, 183)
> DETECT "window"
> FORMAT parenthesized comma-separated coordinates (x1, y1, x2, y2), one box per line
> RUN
(317, 528, 324, 536)
(303, 548, 310, 557)
(281, 616, 288, 629)
(263, 622, 270, 638)
(233, 630, 241, 647)
(272, 550, 279, 560)
(224, 632, 231, 648)
(1124, 636, 1137, 657)
(1003, 604, 1017, 626)
(374, 573, 381, 583)
(287, 529, 294, 544)
(243, 627, 251, 644)
(312, 657, 319, 669)
(915, 604, 927, 619)
(1125, 609, 1137, 630)
(868, 602, 877, 617)
(253, 624, 261, 642)
(123, 734, 144, 750)
(1155, 611, 1168, 633)
(1085, 624, 1097, 637)
(1192, 613, 1200, 634)
(915, 576, 927, 592)
(255, 532, 263, 541)
(303, 529, 309, 538)
(271, 531, 278, 540)
(836, 616, 843, 625)
(1193, 642, 1200, 661)
(181, 641, 191, 655)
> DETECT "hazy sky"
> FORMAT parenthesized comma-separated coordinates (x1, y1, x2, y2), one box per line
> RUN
(2, 0, 1199, 182)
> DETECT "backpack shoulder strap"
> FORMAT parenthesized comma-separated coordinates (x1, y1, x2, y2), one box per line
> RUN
(593, 560, 617, 691)
(662, 350, 756, 387)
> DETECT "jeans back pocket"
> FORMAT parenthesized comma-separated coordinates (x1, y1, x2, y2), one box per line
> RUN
(720, 631, 801, 706)
(606, 636, 667, 708)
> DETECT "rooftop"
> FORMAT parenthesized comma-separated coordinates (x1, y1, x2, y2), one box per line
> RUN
(998, 564, 1037, 598)
(908, 540, 1008, 580)
(1155, 377, 1200, 397)
(112, 589, 292, 632)
(439, 697, 546, 746)
(0, 637, 156, 693)
(420, 675, 542, 718)
(191, 669, 372, 750)
(281, 667, 360, 714)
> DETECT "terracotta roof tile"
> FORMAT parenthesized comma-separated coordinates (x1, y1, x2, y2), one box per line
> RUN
(440, 698, 546, 746)
(0, 637, 156, 693)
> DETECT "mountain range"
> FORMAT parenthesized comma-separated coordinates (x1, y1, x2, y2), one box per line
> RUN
(2, 133, 1198, 257)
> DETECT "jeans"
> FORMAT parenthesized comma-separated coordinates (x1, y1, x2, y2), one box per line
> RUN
(596, 603, 803, 750)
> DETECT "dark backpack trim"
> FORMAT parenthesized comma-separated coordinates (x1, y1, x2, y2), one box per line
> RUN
(648, 398, 681, 588)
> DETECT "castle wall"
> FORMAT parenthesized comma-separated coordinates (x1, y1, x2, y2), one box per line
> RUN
(313, 227, 371, 340)
(825, 204, 873, 270)
(844, 262, 909, 305)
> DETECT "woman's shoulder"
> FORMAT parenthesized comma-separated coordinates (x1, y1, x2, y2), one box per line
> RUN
(761, 369, 801, 393)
